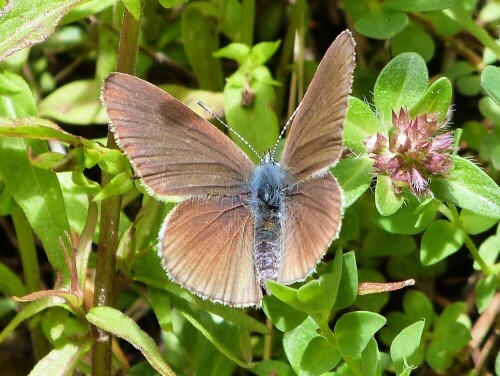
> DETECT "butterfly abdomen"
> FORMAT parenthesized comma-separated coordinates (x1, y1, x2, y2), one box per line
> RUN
(248, 162, 289, 292)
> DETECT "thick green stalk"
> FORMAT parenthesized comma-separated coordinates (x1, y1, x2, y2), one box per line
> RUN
(11, 203, 49, 359)
(91, 5, 142, 376)
(274, 0, 306, 117)
(241, 0, 255, 46)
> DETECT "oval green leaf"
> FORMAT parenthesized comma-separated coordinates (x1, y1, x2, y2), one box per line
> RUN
(354, 10, 408, 40)
(262, 295, 307, 332)
(390, 320, 425, 375)
(299, 336, 341, 376)
(332, 155, 373, 209)
(410, 77, 452, 121)
(375, 175, 405, 216)
(420, 220, 465, 265)
(481, 65, 500, 106)
(344, 96, 384, 152)
(334, 311, 387, 356)
(430, 155, 500, 219)
(374, 53, 428, 129)
(0, 0, 84, 61)
(38, 80, 108, 125)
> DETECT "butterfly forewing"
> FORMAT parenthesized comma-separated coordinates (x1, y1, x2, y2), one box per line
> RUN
(103, 73, 254, 198)
(279, 173, 342, 283)
(280, 30, 355, 182)
(160, 196, 262, 307)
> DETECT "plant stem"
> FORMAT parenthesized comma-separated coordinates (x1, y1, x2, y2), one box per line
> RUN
(11, 203, 50, 359)
(448, 204, 491, 274)
(275, 0, 306, 117)
(262, 317, 273, 360)
(91, 4, 142, 376)
(241, 0, 255, 46)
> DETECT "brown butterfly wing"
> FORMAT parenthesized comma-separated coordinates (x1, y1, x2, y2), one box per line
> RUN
(160, 195, 262, 307)
(102, 73, 254, 198)
(280, 30, 355, 182)
(279, 173, 342, 283)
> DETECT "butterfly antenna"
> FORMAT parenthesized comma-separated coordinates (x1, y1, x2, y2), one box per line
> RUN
(270, 104, 301, 160)
(197, 101, 263, 162)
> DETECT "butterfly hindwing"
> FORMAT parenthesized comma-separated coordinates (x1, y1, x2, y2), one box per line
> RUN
(279, 173, 343, 283)
(159, 195, 262, 307)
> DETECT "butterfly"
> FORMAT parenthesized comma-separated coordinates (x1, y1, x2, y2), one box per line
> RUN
(102, 30, 355, 307)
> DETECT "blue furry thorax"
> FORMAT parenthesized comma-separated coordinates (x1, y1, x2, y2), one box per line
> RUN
(249, 156, 289, 209)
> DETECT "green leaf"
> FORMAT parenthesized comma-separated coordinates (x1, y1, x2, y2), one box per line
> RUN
(283, 317, 319, 374)
(334, 311, 386, 356)
(460, 209, 498, 235)
(474, 235, 499, 271)
(403, 291, 434, 327)
(430, 155, 500, 219)
(333, 251, 358, 310)
(332, 156, 373, 209)
(475, 275, 498, 314)
(481, 65, 500, 106)
(60, 0, 115, 25)
(461, 121, 487, 151)
(181, 2, 223, 91)
(374, 53, 429, 129)
(426, 302, 471, 371)
(362, 230, 416, 257)
(299, 336, 341, 376)
(0, 262, 27, 296)
(158, 0, 189, 9)
(383, 0, 455, 11)
(479, 96, 500, 125)
(167, 295, 251, 369)
(0, 0, 85, 61)
(0, 296, 66, 343)
(122, 0, 142, 20)
(262, 295, 307, 332)
(297, 274, 339, 313)
(86, 307, 175, 376)
(28, 340, 90, 376)
(344, 96, 383, 152)
(420, 220, 465, 265)
(93, 171, 133, 201)
(213, 43, 250, 64)
(251, 360, 295, 376)
(0, 72, 70, 276)
(410, 77, 452, 121)
(376, 198, 437, 235)
(250, 40, 281, 66)
(456, 74, 481, 96)
(391, 320, 425, 375)
(391, 24, 435, 63)
(38, 80, 109, 125)
(224, 68, 279, 163)
(354, 10, 408, 40)
(360, 338, 382, 376)
(266, 280, 304, 311)
(148, 287, 173, 332)
(443, 7, 500, 58)
(375, 175, 405, 216)
(0, 117, 81, 145)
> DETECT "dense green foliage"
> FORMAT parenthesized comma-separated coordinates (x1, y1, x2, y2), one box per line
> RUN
(0, 0, 499, 375)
